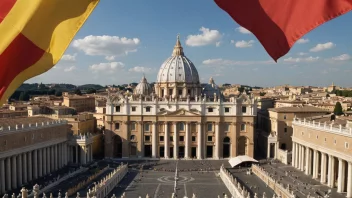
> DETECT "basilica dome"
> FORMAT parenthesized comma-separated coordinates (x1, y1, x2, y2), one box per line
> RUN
(156, 35, 200, 84)
(134, 76, 152, 95)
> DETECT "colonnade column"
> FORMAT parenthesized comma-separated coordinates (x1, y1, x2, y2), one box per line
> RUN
(0, 159, 5, 194)
(38, 149, 43, 177)
(28, 152, 32, 181)
(321, 153, 327, 184)
(292, 142, 296, 167)
(274, 142, 278, 159)
(337, 158, 346, 193)
(295, 143, 299, 168)
(6, 158, 11, 191)
(347, 162, 352, 198)
(173, 122, 178, 159)
(17, 154, 22, 186)
(33, 149, 38, 179)
(312, 150, 318, 179)
(267, 143, 270, 159)
(164, 122, 170, 159)
(51, 146, 55, 170)
(75, 146, 79, 164)
(214, 122, 220, 159)
(47, 147, 51, 173)
(152, 122, 157, 158)
(300, 146, 305, 171)
(11, 156, 17, 189)
(197, 122, 202, 159)
(305, 147, 310, 175)
(185, 122, 191, 159)
(328, 155, 335, 188)
(22, 153, 27, 184)
(54, 144, 58, 170)
(43, 148, 47, 176)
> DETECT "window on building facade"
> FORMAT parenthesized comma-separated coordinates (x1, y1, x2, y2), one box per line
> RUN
(225, 123, 230, 132)
(284, 115, 287, 119)
(160, 136, 164, 142)
(178, 89, 182, 96)
(179, 136, 184, 141)
(192, 136, 196, 142)
(207, 136, 213, 142)
(284, 128, 287, 133)
(188, 89, 191, 95)
(115, 123, 120, 130)
(334, 139, 337, 145)
(208, 107, 213, 113)
(242, 106, 247, 113)
(170, 136, 173, 142)
(131, 122, 136, 131)
(115, 106, 120, 112)
(161, 89, 164, 97)
(169, 89, 173, 96)
(225, 107, 230, 113)
(145, 136, 150, 142)
(144, 123, 150, 131)
(130, 135, 135, 141)
(146, 107, 151, 112)
(241, 124, 246, 131)
(178, 122, 184, 131)
(24, 137, 27, 142)
(207, 123, 213, 131)
(32, 134, 35, 140)
(345, 142, 349, 149)
(132, 106, 136, 112)
(4, 140, 7, 146)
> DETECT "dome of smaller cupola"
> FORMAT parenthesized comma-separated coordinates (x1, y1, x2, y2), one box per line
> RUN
(134, 75, 153, 95)
(202, 77, 221, 97)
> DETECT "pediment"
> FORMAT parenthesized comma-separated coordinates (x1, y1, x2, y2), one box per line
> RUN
(157, 108, 201, 116)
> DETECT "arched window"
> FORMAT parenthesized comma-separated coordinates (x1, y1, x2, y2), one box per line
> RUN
(130, 135, 136, 141)
(178, 122, 184, 131)
(223, 137, 230, 143)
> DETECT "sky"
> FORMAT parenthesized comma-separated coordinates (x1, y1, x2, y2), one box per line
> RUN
(26, 0, 352, 87)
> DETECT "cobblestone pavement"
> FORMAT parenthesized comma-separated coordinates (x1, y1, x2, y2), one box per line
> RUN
(261, 163, 346, 198)
(227, 168, 275, 198)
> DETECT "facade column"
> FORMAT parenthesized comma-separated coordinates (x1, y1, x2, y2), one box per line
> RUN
(6, 158, 11, 191)
(185, 122, 191, 159)
(292, 142, 296, 167)
(17, 154, 22, 187)
(28, 152, 32, 181)
(0, 159, 5, 194)
(138, 121, 145, 158)
(274, 142, 278, 159)
(214, 122, 220, 159)
(58, 144, 61, 168)
(321, 153, 327, 184)
(305, 147, 310, 175)
(81, 146, 86, 164)
(328, 155, 336, 188)
(54, 144, 58, 170)
(295, 144, 299, 169)
(22, 153, 27, 184)
(173, 122, 178, 159)
(347, 162, 352, 198)
(152, 122, 158, 158)
(33, 149, 38, 179)
(164, 122, 170, 159)
(337, 158, 346, 193)
(197, 122, 202, 159)
(11, 155, 17, 189)
(51, 146, 55, 170)
(296, 144, 301, 169)
(75, 146, 79, 164)
(267, 143, 271, 158)
(43, 148, 47, 176)
(38, 149, 43, 177)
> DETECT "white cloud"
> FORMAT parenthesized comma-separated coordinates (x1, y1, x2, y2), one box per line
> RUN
(309, 42, 335, 52)
(73, 35, 140, 57)
(283, 56, 320, 63)
(236, 27, 251, 34)
(215, 42, 221, 47)
(296, 38, 309, 44)
(128, 66, 152, 73)
(61, 54, 77, 61)
(89, 62, 125, 73)
(64, 66, 76, 72)
(202, 58, 274, 66)
(105, 56, 116, 61)
(232, 40, 255, 48)
(331, 54, 350, 61)
(297, 52, 307, 56)
(185, 27, 222, 47)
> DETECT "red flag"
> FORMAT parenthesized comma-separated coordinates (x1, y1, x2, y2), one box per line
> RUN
(214, 0, 352, 61)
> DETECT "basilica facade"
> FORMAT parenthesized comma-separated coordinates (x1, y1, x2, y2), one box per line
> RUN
(104, 35, 257, 159)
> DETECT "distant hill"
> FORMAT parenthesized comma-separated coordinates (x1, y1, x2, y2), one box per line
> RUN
(78, 84, 104, 90)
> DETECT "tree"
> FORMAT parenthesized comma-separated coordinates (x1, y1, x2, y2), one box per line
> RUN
(74, 89, 82, 95)
(86, 88, 96, 94)
(19, 92, 25, 101)
(55, 90, 62, 97)
(334, 102, 343, 115)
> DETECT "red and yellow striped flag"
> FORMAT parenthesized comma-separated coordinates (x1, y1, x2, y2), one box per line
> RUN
(0, 0, 99, 105)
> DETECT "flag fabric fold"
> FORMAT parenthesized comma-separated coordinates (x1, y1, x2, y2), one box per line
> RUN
(0, 0, 99, 105)
(214, 0, 352, 61)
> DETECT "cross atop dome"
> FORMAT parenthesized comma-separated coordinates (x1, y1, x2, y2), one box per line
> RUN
(172, 34, 184, 56)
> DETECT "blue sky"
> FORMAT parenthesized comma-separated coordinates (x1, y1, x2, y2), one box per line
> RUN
(27, 0, 352, 87)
